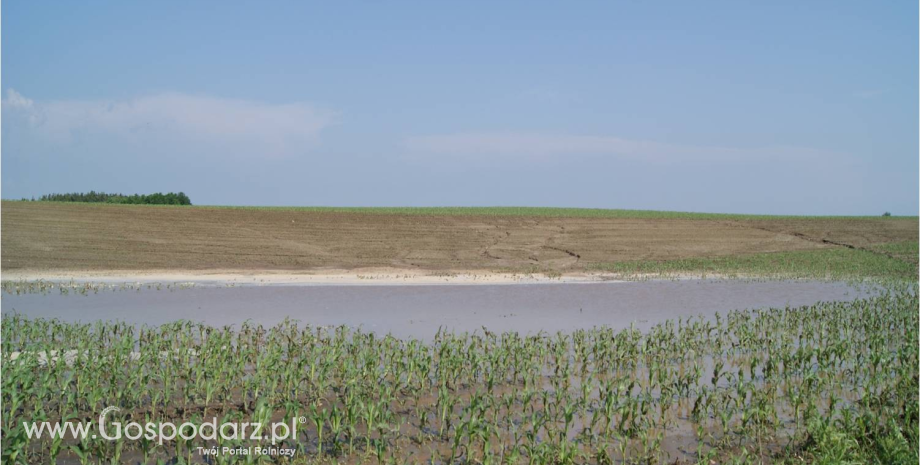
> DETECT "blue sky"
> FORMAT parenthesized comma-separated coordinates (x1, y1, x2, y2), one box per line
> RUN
(3, 1, 917, 214)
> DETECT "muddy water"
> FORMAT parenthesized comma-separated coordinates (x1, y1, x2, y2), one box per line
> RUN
(3, 280, 873, 339)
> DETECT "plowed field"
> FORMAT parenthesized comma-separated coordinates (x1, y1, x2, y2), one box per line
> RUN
(2, 201, 915, 272)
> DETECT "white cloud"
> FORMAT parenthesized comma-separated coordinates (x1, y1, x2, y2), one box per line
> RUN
(2, 89, 337, 158)
(404, 132, 839, 164)
(5, 89, 34, 109)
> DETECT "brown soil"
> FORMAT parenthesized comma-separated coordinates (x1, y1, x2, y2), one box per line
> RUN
(1, 202, 915, 272)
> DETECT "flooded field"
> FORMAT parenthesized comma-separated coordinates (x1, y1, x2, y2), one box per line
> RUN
(3, 284, 915, 464)
(2, 279, 874, 339)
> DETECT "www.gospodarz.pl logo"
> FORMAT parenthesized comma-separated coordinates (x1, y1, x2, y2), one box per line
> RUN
(25, 405, 306, 456)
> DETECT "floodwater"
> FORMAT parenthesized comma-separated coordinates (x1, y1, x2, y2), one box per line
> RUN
(2, 280, 875, 339)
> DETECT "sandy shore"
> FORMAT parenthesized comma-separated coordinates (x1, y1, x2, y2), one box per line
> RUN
(0, 268, 621, 286)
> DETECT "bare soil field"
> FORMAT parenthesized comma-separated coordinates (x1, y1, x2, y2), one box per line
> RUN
(1, 201, 916, 273)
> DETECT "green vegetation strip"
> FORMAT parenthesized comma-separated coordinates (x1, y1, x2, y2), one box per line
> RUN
(869, 241, 920, 263)
(2, 285, 917, 464)
(587, 248, 919, 281)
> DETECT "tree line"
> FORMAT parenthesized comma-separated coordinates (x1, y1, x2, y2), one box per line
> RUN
(33, 191, 192, 205)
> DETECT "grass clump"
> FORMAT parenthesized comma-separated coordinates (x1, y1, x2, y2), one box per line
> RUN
(783, 415, 918, 465)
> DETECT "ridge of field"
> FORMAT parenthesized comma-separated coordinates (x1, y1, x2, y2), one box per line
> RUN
(2, 201, 916, 279)
(9, 200, 917, 220)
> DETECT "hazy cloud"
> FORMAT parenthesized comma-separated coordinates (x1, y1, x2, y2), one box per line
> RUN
(404, 132, 839, 164)
(2, 89, 337, 158)
(852, 89, 887, 99)
(517, 86, 573, 104)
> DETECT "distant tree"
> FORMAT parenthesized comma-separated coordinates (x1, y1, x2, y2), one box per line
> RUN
(38, 191, 192, 205)
(883, 212, 892, 217)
